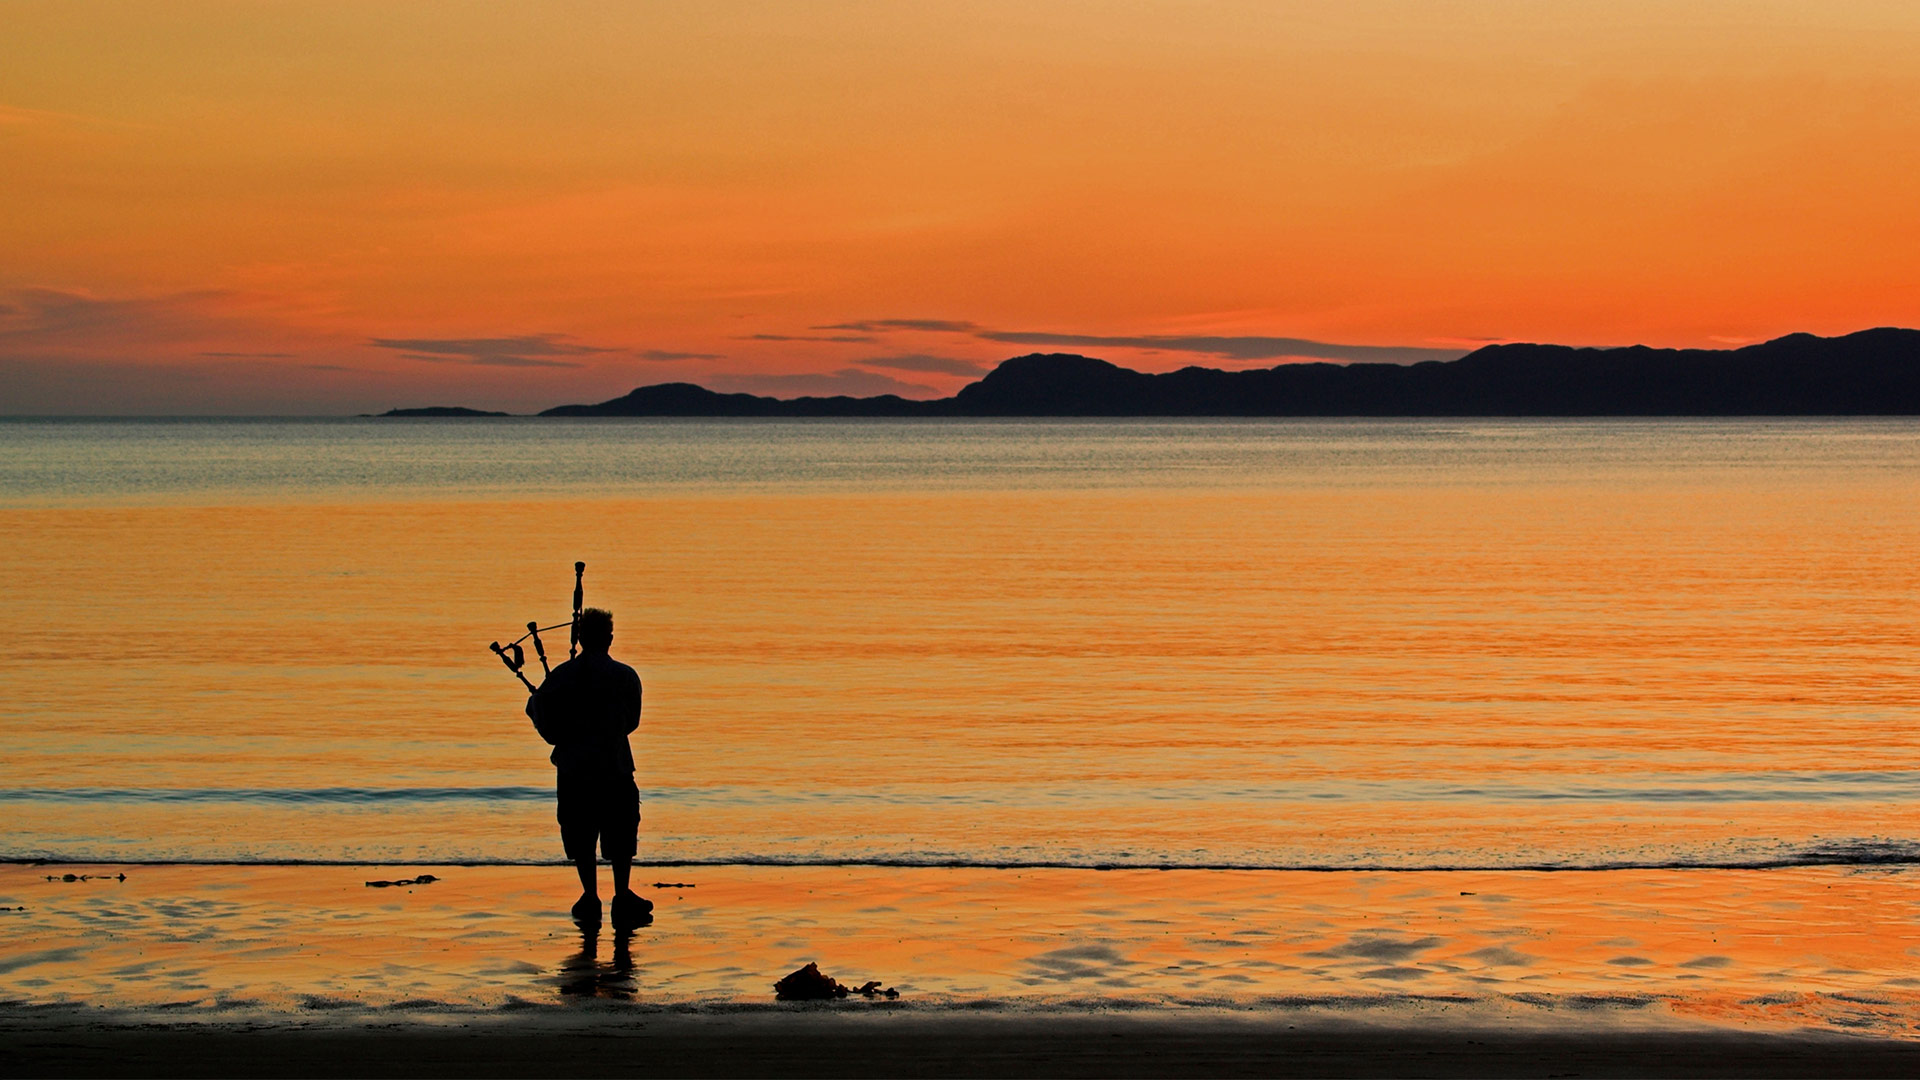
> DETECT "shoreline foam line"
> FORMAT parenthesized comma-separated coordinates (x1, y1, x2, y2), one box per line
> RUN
(6, 851, 1920, 872)
(11, 777, 1920, 804)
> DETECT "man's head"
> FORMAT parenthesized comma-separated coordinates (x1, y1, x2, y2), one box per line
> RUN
(576, 607, 614, 654)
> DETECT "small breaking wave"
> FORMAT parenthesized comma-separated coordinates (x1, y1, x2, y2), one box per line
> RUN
(9, 771, 1920, 807)
(7, 838, 1919, 872)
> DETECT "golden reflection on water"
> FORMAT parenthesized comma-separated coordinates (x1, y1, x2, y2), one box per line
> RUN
(553, 926, 639, 1000)
(5, 478, 1920, 866)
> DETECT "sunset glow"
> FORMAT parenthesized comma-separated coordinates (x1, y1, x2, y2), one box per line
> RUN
(5, 1, 1919, 412)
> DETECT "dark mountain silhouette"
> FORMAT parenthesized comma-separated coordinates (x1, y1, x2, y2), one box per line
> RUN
(516, 326, 1920, 416)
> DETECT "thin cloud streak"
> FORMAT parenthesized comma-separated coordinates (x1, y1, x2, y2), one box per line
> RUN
(817, 319, 981, 334)
(813, 316, 1472, 364)
(740, 333, 877, 344)
(638, 349, 724, 361)
(0, 287, 234, 341)
(369, 334, 617, 368)
(976, 331, 1470, 364)
(397, 352, 580, 369)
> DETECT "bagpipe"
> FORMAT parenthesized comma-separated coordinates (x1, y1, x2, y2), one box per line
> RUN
(489, 561, 585, 692)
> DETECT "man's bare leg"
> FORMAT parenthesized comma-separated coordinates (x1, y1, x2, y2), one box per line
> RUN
(568, 855, 603, 924)
(610, 852, 653, 928)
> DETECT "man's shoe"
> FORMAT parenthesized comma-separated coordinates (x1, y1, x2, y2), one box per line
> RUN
(611, 890, 654, 929)
(571, 894, 602, 926)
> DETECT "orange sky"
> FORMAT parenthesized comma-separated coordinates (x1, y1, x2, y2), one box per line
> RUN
(4, 1, 1920, 413)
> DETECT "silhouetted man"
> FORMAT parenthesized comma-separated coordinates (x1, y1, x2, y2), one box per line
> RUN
(526, 607, 651, 928)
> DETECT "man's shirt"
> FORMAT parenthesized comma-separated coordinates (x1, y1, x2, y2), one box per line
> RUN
(525, 651, 641, 776)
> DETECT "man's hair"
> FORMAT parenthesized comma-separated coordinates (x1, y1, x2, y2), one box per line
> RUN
(577, 607, 613, 650)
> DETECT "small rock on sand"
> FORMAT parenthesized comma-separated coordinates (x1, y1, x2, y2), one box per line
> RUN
(774, 963, 897, 1001)
(775, 963, 847, 1000)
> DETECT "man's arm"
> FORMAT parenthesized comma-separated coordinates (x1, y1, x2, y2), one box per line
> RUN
(619, 668, 641, 735)
(526, 674, 568, 746)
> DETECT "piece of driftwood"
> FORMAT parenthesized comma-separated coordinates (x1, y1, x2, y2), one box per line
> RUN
(363, 874, 440, 888)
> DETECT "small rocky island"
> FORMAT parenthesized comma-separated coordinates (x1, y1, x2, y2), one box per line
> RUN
(376, 406, 511, 417)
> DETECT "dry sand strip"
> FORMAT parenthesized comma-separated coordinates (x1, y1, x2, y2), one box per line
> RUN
(7, 1012, 1920, 1079)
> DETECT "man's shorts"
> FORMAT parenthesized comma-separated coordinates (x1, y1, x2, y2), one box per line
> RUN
(556, 771, 640, 862)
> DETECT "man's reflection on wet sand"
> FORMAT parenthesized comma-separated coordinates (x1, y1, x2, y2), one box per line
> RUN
(555, 919, 647, 999)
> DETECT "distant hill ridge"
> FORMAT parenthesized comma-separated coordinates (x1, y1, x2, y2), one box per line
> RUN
(411, 328, 1920, 417)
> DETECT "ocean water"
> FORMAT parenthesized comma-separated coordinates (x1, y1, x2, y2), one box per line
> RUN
(4, 417, 1919, 871)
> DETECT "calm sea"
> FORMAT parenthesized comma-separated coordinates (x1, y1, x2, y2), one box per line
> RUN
(4, 417, 1918, 870)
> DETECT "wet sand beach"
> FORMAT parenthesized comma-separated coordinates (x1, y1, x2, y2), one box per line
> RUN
(7, 863, 1920, 1075)
(11, 1008, 1920, 1079)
